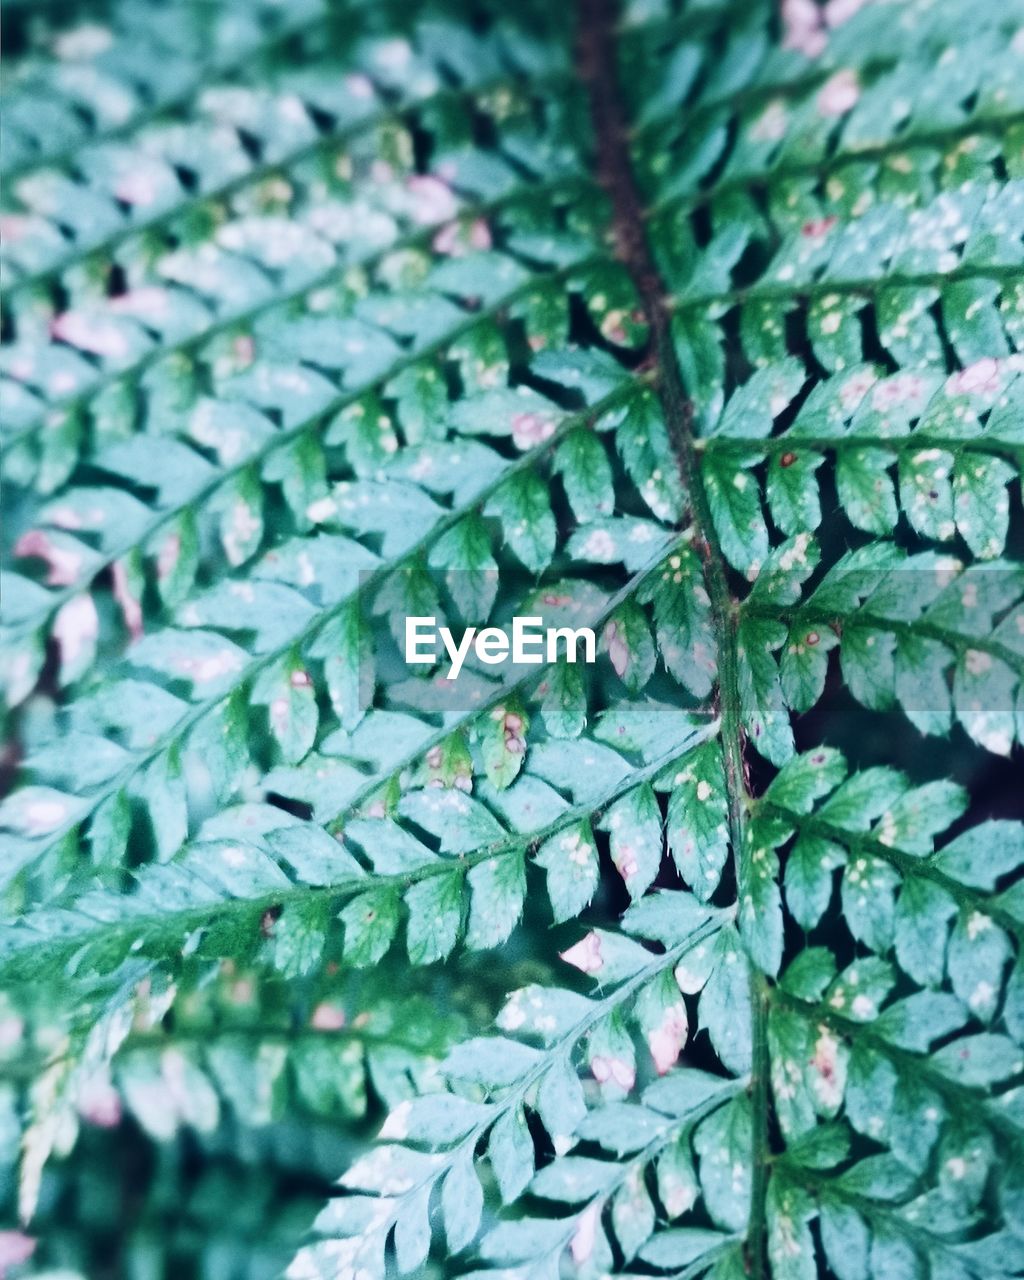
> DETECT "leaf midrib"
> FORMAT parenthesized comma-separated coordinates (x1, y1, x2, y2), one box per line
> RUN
(576, 0, 769, 1273)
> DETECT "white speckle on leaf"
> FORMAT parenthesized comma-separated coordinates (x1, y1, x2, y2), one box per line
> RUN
(306, 496, 336, 523)
(968, 981, 995, 1013)
(498, 992, 526, 1031)
(966, 911, 993, 940)
(964, 649, 992, 676)
(223, 501, 260, 566)
(751, 99, 789, 142)
(176, 648, 243, 684)
(115, 171, 159, 207)
(825, 0, 874, 25)
(345, 72, 375, 99)
(379, 1099, 411, 1141)
(570, 1202, 600, 1264)
(53, 594, 99, 668)
(20, 795, 71, 836)
(817, 69, 860, 117)
(54, 23, 112, 58)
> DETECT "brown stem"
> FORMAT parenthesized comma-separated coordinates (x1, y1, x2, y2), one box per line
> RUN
(575, 2, 769, 1273)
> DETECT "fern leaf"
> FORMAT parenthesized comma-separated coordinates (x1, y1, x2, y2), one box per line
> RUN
(2, 0, 1023, 1274)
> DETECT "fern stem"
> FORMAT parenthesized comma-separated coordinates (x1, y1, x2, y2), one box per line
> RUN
(1, 1016, 451, 1086)
(698, 434, 1023, 464)
(576, 1, 769, 1274)
(669, 260, 1023, 313)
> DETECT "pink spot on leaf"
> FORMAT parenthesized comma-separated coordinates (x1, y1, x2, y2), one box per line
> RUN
(801, 216, 837, 239)
(781, 0, 827, 56)
(591, 1054, 635, 1091)
(51, 311, 130, 359)
(111, 560, 143, 641)
(604, 620, 629, 679)
(561, 932, 604, 974)
(510, 411, 556, 451)
(817, 69, 860, 117)
(311, 1002, 347, 1030)
(15, 530, 82, 586)
(946, 357, 1002, 399)
(0, 1232, 36, 1272)
(407, 175, 459, 225)
(647, 1002, 688, 1075)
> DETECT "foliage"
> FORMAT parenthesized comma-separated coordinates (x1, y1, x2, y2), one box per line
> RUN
(1, 0, 1022, 1276)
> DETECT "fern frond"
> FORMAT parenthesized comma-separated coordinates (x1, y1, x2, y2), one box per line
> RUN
(743, 549, 1024, 755)
(6, 1135, 327, 1279)
(3, 0, 1023, 1275)
(291, 893, 731, 1278)
(2, 0, 330, 181)
(0, 708, 717, 978)
(2, 69, 581, 449)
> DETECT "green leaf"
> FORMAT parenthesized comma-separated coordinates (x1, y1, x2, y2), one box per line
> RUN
(480, 699, 529, 791)
(599, 783, 662, 899)
(405, 870, 464, 964)
(5, 2, 1023, 1274)
(534, 820, 599, 923)
(341, 890, 401, 969)
(666, 740, 730, 901)
(484, 471, 556, 573)
(554, 426, 615, 522)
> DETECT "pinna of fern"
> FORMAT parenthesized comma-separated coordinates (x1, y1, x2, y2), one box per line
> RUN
(1, 0, 1023, 1277)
